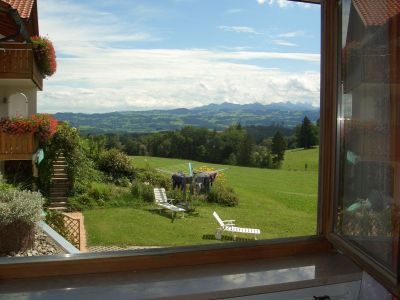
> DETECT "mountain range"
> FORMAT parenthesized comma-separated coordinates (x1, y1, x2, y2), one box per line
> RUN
(54, 102, 320, 134)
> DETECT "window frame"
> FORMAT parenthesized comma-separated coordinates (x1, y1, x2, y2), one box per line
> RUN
(0, 0, 328, 280)
(2, 0, 399, 296)
(322, 0, 400, 296)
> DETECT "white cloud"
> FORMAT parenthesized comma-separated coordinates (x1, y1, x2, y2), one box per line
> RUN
(266, 0, 314, 8)
(277, 31, 305, 38)
(257, 0, 266, 5)
(37, 0, 320, 113)
(38, 47, 320, 113)
(218, 26, 263, 35)
(272, 40, 297, 47)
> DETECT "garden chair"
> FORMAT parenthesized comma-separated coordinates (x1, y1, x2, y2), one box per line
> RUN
(212, 211, 260, 240)
(153, 188, 185, 219)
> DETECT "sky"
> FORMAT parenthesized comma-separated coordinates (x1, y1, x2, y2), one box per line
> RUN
(37, 0, 321, 113)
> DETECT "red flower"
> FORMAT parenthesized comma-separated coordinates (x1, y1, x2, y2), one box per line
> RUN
(0, 114, 58, 143)
(31, 36, 57, 77)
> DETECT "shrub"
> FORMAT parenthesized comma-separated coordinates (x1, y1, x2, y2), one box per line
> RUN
(69, 194, 97, 211)
(131, 181, 154, 202)
(69, 182, 138, 210)
(136, 168, 170, 188)
(0, 189, 44, 253)
(207, 182, 239, 207)
(0, 182, 13, 191)
(98, 149, 135, 182)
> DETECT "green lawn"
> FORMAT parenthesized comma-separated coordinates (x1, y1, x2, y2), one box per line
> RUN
(84, 148, 319, 247)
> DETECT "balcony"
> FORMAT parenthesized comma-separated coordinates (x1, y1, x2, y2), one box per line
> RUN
(0, 131, 39, 160)
(344, 53, 390, 92)
(0, 43, 43, 90)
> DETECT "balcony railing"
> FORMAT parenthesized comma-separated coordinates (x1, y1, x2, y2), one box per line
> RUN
(0, 131, 39, 160)
(0, 43, 43, 90)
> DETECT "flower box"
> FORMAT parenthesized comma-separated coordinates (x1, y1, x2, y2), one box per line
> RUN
(0, 131, 38, 160)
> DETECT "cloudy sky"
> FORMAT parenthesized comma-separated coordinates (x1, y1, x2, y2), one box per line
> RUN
(37, 0, 321, 113)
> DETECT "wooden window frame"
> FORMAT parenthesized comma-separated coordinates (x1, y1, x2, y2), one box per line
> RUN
(1, 0, 399, 296)
(321, 0, 400, 296)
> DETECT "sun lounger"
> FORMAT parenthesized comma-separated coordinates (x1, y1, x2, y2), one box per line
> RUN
(154, 188, 185, 218)
(213, 211, 260, 240)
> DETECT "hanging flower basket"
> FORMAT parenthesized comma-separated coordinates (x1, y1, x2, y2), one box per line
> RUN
(31, 36, 57, 78)
(0, 114, 58, 144)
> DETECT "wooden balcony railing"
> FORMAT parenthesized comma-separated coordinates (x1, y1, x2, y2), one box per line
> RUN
(0, 43, 43, 90)
(0, 131, 39, 160)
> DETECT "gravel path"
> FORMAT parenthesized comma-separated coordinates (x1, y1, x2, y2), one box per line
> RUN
(0, 230, 65, 258)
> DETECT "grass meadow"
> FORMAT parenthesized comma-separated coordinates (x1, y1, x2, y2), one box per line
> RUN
(84, 147, 319, 247)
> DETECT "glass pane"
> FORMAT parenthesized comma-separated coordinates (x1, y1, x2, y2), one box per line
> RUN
(1, 1, 321, 259)
(336, 0, 400, 271)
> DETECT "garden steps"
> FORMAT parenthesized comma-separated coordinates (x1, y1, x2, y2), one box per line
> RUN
(48, 153, 70, 211)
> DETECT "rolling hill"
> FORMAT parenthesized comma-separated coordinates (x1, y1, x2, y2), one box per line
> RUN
(54, 102, 320, 133)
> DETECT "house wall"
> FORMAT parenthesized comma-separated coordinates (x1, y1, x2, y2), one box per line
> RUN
(0, 84, 38, 118)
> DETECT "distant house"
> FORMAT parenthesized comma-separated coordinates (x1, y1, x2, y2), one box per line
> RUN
(0, 0, 44, 181)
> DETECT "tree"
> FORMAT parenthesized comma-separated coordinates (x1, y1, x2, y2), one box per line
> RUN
(271, 131, 286, 164)
(237, 133, 254, 166)
(296, 116, 318, 149)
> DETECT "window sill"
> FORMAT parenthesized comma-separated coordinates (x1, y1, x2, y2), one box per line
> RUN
(0, 251, 362, 299)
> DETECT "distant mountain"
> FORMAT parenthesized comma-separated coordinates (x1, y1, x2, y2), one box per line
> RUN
(54, 102, 319, 134)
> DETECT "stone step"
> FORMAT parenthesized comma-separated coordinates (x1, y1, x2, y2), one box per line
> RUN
(53, 165, 68, 168)
(51, 184, 70, 189)
(50, 186, 70, 190)
(53, 166, 67, 170)
(49, 196, 68, 201)
(49, 185, 69, 190)
(48, 207, 68, 212)
(49, 189, 68, 194)
(49, 193, 69, 197)
(52, 177, 70, 181)
(50, 191, 69, 196)
(52, 178, 69, 182)
(52, 173, 69, 178)
(49, 201, 68, 206)
(53, 166, 68, 170)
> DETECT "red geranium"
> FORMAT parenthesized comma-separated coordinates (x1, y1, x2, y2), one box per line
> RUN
(0, 114, 58, 143)
(31, 36, 57, 77)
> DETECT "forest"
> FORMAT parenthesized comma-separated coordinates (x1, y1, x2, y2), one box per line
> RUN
(84, 118, 319, 169)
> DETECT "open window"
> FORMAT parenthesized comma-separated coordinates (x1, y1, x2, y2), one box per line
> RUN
(1, 0, 400, 298)
(328, 0, 400, 294)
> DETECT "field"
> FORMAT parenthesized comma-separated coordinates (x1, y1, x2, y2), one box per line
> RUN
(84, 147, 319, 247)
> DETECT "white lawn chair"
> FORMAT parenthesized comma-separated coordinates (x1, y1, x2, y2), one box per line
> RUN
(213, 211, 260, 240)
(153, 188, 185, 218)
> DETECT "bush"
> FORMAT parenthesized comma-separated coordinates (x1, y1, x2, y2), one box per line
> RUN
(136, 168, 170, 188)
(207, 182, 238, 207)
(0, 189, 44, 253)
(98, 149, 135, 182)
(69, 194, 97, 211)
(131, 181, 154, 202)
(69, 182, 139, 210)
(0, 182, 13, 191)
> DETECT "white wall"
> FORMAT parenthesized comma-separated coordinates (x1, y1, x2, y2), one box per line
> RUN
(0, 84, 38, 118)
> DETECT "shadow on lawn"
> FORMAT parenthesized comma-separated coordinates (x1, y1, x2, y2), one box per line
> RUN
(147, 208, 197, 223)
(202, 234, 254, 242)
